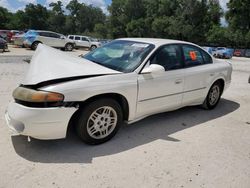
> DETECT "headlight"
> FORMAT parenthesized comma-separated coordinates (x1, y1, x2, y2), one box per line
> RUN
(13, 86, 64, 103)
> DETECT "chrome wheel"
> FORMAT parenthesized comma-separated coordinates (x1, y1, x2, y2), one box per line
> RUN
(209, 85, 220, 105)
(87, 106, 117, 139)
(66, 44, 73, 51)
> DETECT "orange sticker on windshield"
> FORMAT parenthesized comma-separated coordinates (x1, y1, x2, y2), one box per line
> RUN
(189, 51, 197, 60)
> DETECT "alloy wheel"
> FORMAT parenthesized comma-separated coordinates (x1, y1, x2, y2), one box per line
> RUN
(86, 106, 118, 139)
(209, 85, 220, 106)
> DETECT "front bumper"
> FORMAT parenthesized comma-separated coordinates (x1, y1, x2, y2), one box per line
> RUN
(5, 102, 77, 140)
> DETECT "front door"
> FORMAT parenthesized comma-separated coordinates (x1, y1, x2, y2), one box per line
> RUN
(79, 37, 91, 48)
(137, 44, 185, 118)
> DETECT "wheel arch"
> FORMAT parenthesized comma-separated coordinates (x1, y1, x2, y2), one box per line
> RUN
(32, 40, 42, 45)
(65, 42, 74, 46)
(210, 77, 225, 94)
(67, 93, 130, 136)
(31, 40, 42, 49)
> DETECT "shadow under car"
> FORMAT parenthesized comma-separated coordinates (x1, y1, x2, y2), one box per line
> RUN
(11, 98, 240, 164)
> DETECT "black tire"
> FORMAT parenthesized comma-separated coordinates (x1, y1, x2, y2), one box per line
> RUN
(90, 45, 97, 51)
(65, 43, 74, 51)
(202, 81, 223, 110)
(31, 41, 40, 50)
(76, 98, 123, 145)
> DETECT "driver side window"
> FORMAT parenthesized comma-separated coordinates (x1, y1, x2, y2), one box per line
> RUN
(151, 45, 183, 71)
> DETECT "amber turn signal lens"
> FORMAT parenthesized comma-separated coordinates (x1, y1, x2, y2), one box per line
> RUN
(13, 87, 64, 103)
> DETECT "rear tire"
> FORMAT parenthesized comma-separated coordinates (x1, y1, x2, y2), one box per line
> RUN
(65, 43, 74, 51)
(76, 98, 123, 145)
(202, 81, 223, 110)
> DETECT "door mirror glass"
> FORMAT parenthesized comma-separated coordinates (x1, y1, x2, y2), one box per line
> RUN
(141, 64, 165, 74)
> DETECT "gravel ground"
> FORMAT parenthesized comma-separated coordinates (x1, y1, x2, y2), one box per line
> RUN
(0, 44, 88, 57)
(0, 55, 250, 188)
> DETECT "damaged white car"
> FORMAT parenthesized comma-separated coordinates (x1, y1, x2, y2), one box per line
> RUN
(5, 38, 232, 144)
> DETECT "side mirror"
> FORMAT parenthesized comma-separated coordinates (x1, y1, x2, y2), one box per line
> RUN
(141, 64, 165, 74)
(60, 36, 65, 39)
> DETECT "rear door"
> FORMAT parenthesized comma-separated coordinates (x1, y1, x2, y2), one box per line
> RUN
(37, 32, 51, 45)
(74, 36, 81, 47)
(181, 44, 216, 105)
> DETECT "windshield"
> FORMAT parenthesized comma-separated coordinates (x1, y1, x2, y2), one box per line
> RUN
(83, 40, 155, 72)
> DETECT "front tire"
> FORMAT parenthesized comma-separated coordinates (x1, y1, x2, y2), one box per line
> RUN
(90, 45, 97, 51)
(31, 41, 40, 50)
(76, 98, 123, 145)
(202, 81, 222, 110)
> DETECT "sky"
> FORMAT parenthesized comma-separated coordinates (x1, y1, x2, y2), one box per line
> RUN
(0, 0, 112, 13)
(0, 0, 228, 14)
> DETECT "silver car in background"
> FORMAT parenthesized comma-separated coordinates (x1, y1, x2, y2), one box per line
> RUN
(24, 30, 76, 51)
(68, 35, 101, 50)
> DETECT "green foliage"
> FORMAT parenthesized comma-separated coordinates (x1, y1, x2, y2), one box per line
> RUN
(226, 0, 250, 32)
(0, 6, 11, 29)
(48, 1, 65, 33)
(23, 4, 49, 29)
(94, 23, 108, 38)
(1, 0, 250, 48)
(0, 0, 105, 36)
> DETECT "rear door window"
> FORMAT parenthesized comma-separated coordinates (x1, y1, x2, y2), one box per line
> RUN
(38, 32, 50, 37)
(182, 45, 204, 67)
(201, 50, 213, 64)
(49, 32, 60, 38)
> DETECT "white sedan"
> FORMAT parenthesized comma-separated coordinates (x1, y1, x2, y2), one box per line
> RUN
(5, 38, 232, 144)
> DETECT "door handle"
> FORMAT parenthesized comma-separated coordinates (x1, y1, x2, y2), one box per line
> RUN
(175, 79, 182, 84)
(210, 73, 215, 76)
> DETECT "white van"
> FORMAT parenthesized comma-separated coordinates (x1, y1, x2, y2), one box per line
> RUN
(68, 35, 101, 50)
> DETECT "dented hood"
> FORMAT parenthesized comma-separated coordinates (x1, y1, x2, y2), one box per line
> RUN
(22, 44, 120, 85)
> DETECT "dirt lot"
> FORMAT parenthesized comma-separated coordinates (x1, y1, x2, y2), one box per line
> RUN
(0, 51, 250, 188)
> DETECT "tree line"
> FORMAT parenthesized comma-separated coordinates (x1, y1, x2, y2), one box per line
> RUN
(0, 0, 250, 48)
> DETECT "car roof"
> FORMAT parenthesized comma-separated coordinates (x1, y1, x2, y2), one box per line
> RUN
(36, 30, 62, 34)
(68, 35, 88, 37)
(118, 38, 196, 47)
